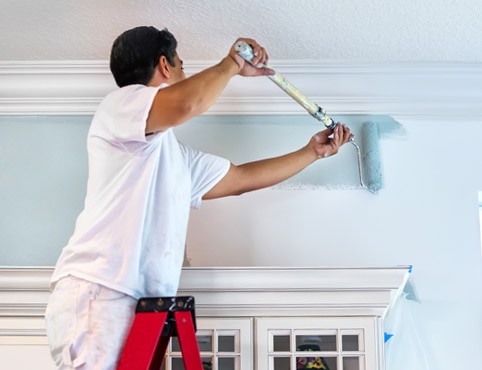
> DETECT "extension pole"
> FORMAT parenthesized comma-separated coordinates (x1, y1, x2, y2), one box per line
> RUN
(235, 41, 336, 129)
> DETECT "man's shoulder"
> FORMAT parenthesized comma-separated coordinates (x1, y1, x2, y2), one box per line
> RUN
(101, 84, 167, 108)
(105, 84, 147, 99)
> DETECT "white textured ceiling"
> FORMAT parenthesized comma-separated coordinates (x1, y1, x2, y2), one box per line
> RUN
(1, 0, 482, 62)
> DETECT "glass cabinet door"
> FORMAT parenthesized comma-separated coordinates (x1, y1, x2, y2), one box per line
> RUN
(256, 317, 377, 370)
(162, 318, 253, 370)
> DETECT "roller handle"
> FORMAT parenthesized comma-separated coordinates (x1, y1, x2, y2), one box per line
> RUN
(234, 41, 336, 130)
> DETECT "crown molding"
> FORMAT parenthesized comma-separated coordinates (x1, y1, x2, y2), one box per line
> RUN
(0, 266, 411, 319)
(1, 60, 481, 119)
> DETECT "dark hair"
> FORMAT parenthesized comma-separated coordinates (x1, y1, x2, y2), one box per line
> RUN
(109, 26, 178, 87)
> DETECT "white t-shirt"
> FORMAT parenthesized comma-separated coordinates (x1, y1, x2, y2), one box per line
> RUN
(51, 84, 230, 299)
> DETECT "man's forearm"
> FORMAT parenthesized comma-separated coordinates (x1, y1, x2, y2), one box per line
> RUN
(204, 145, 318, 200)
(236, 146, 318, 192)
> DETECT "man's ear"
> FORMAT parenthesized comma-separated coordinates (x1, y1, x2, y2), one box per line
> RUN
(158, 55, 171, 79)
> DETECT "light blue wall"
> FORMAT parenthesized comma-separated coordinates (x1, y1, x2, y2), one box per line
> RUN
(0, 116, 90, 266)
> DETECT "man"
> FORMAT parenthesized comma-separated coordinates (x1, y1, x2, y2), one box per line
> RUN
(45, 26, 353, 369)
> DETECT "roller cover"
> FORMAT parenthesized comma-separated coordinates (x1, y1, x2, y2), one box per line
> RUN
(361, 121, 382, 193)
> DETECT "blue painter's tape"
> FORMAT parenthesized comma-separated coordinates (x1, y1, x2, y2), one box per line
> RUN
(384, 332, 394, 343)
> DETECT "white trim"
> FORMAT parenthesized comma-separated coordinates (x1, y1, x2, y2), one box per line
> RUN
(0, 266, 411, 318)
(0, 317, 47, 338)
(1, 60, 481, 118)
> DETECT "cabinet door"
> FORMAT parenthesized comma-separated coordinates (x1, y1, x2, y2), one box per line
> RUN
(162, 317, 253, 370)
(255, 317, 377, 370)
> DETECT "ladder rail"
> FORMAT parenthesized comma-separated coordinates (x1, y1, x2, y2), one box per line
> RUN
(117, 296, 203, 370)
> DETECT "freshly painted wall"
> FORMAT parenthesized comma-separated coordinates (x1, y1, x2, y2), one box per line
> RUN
(0, 116, 89, 265)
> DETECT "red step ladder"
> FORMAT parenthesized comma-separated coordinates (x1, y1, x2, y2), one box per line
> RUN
(117, 296, 203, 370)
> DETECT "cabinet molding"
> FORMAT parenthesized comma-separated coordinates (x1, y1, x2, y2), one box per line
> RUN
(0, 266, 411, 318)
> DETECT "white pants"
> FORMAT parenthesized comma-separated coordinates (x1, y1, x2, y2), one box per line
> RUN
(45, 276, 137, 370)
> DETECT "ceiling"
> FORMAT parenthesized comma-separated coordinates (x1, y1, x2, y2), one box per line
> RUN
(1, 0, 482, 63)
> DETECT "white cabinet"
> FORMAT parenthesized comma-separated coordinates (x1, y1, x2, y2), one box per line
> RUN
(173, 266, 409, 370)
(163, 318, 253, 370)
(0, 266, 411, 370)
(162, 315, 380, 370)
(255, 316, 376, 370)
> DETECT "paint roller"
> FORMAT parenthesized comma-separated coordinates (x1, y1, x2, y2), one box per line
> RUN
(234, 41, 382, 193)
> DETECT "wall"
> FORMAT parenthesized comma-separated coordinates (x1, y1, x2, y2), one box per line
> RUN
(0, 113, 394, 266)
(184, 117, 482, 368)
(0, 116, 89, 266)
(1, 113, 481, 368)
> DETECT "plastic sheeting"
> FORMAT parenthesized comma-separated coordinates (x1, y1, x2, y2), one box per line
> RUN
(384, 276, 432, 370)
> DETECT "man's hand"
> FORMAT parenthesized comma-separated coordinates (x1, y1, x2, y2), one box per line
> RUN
(309, 123, 354, 159)
(228, 38, 275, 77)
